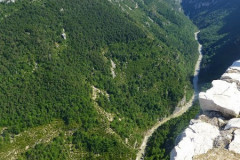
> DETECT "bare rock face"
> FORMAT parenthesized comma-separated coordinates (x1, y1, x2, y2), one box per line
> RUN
(171, 112, 240, 160)
(61, 29, 66, 40)
(214, 130, 233, 148)
(199, 80, 240, 117)
(221, 60, 240, 87)
(170, 120, 220, 160)
(228, 60, 240, 72)
(229, 129, 240, 154)
(198, 112, 225, 127)
(225, 118, 240, 130)
(221, 60, 240, 88)
(221, 73, 240, 85)
(199, 60, 240, 118)
(193, 148, 240, 160)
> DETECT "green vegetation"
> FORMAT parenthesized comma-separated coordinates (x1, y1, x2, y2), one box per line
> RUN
(182, 0, 240, 85)
(0, 120, 64, 160)
(18, 133, 69, 160)
(0, 0, 198, 159)
(144, 103, 200, 160)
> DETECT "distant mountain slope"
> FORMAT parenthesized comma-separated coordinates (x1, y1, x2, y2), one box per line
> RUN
(182, 0, 240, 84)
(0, 0, 198, 159)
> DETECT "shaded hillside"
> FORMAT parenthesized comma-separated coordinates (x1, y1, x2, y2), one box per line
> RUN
(182, 0, 240, 84)
(0, 0, 198, 159)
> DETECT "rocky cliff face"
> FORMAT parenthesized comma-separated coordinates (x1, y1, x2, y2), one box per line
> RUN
(171, 60, 240, 160)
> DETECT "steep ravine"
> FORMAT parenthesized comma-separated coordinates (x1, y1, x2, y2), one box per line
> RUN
(136, 31, 203, 160)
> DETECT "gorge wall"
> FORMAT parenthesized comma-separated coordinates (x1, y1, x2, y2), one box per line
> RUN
(171, 60, 240, 160)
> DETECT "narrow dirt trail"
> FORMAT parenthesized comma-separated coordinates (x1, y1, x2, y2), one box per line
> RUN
(136, 31, 203, 160)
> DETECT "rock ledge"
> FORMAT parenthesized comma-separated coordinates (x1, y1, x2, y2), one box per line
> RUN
(171, 60, 240, 160)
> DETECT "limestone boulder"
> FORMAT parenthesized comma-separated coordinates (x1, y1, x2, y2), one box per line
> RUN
(221, 72, 240, 86)
(228, 129, 240, 154)
(224, 118, 240, 130)
(170, 121, 220, 160)
(214, 130, 233, 148)
(221, 60, 240, 86)
(171, 136, 195, 160)
(199, 80, 240, 117)
(228, 60, 240, 73)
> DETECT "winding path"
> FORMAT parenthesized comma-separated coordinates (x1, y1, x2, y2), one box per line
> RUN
(136, 31, 203, 160)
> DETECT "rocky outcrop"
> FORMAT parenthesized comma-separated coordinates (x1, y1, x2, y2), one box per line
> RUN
(221, 60, 240, 87)
(199, 80, 240, 117)
(61, 29, 66, 40)
(171, 111, 240, 160)
(225, 118, 240, 130)
(171, 119, 220, 160)
(229, 129, 240, 154)
(110, 59, 116, 78)
(199, 60, 240, 118)
(171, 60, 240, 160)
(193, 148, 240, 160)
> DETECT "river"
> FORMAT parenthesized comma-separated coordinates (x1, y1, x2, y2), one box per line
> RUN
(136, 31, 203, 160)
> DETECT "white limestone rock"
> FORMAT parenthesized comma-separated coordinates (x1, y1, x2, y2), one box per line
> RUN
(199, 80, 240, 117)
(221, 60, 240, 83)
(228, 129, 240, 154)
(221, 73, 240, 85)
(61, 29, 66, 40)
(221, 60, 240, 87)
(214, 130, 233, 148)
(171, 136, 194, 160)
(228, 60, 240, 73)
(61, 33, 66, 40)
(224, 118, 240, 130)
(110, 59, 116, 78)
(170, 121, 220, 160)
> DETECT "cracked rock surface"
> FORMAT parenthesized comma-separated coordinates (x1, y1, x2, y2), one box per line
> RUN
(171, 113, 240, 160)
(171, 60, 240, 160)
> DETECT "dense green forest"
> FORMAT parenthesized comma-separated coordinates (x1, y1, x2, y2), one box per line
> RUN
(144, 103, 200, 160)
(182, 0, 240, 84)
(0, 0, 198, 159)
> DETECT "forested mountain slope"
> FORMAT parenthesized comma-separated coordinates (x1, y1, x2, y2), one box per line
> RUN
(0, 0, 198, 159)
(182, 0, 240, 84)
